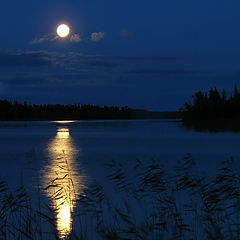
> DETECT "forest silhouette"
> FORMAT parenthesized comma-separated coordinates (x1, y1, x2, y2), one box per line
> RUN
(0, 100, 178, 120)
(180, 86, 240, 131)
(2, 86, 240, 123)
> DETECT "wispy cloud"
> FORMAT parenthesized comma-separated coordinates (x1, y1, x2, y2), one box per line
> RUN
(0, 50, 182, 71)
(31, 37, 48, 45)
(0, 50, 52, 67)
(120, 29, 133, 37)
(31, 35, 57, 45)
(31, 31, 106, 45)
(86, 60, 119, 68)
(31, 33, 81, 45)
(127, 69, 209, 76)
(90, 32, 105, 42)
(70, 34, 81, 43)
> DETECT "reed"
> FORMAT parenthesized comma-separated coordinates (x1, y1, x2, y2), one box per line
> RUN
(1, 155, 240, 240)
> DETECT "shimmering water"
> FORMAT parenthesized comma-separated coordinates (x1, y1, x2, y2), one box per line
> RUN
(43, 127, 83, 238)
(1, 119, 240, 238)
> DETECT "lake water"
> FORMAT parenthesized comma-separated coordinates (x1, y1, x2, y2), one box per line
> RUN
(1, 119, 240, 238)
(1, 119, 240, 182)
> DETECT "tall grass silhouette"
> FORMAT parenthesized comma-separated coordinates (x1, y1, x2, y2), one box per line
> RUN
(43, 127, 84, 239)
(0, 155, 240, 239)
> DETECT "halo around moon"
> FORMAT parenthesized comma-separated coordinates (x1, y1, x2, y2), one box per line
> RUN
(57, 24, 70, 38)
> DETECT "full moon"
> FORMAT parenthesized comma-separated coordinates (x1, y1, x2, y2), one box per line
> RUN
(57, 24, 70, 38)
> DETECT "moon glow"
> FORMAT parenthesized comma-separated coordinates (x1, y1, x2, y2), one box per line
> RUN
(57, 24, 70, 38)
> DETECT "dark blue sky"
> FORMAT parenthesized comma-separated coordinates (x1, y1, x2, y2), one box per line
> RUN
(1, 0, 240, 110)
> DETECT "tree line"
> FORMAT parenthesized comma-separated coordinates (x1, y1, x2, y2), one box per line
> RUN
(0, 99, 178, 120)
(0, 100, 133, 120)
(180, 86, 240, 122)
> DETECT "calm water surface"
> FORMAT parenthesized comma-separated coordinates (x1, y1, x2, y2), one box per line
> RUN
(1, 119, 240, 238)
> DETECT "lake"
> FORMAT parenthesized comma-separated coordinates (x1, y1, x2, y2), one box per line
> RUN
(1, 119, 240, 183)
(0, 119, 240, 238)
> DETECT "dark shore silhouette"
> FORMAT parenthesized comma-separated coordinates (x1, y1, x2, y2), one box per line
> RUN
(180, 86, 240, 131)
(2, 86, 240, 127)
(0, 99, 180, 121)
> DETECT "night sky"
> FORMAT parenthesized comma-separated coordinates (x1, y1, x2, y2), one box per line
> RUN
(1, 0, 240, 110)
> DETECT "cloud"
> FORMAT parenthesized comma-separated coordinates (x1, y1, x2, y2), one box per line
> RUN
(0, 50, 52, 67)
(0, 76, 48, 86)
(31, 31, 106, 44)
(86, 60, 119, 68)
(0, 50, 219, 109)
(0, 50, 182, 74)
(120, 29, 133, 37)
(90, 32, 105, 42)
(70, 34, 81, 43)
(31, 35, 56, 45)
(127, 69, 209, 76)
(31, 34, 81, 45)
(90, 55, 180, 61)
(31, 37, 47, 45)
